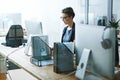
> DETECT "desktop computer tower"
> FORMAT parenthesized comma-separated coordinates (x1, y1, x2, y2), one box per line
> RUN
(53, 42, 75, 73)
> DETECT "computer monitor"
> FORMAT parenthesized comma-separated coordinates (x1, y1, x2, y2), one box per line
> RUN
(24, 21, 43, 55)
(25, 21, 43, 38)
(75, 24, 116, 79)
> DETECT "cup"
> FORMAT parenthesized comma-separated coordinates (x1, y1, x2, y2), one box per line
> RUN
(0, 55, 6, 80)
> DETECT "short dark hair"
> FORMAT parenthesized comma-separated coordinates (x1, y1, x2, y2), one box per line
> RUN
(62, 7, 75, 18)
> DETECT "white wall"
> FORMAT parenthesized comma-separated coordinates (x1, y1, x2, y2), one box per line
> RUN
(21, 0, 81, 47)
(0, 13, 21, 32)
(30, 0, 80, 46)
(0, 0, 114, 46)
(0, 0, 81, 46)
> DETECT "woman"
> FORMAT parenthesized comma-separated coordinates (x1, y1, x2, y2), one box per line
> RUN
(61, 7, 75, 42)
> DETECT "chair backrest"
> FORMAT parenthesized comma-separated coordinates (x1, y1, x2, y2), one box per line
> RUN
(6, 25, 23, 47)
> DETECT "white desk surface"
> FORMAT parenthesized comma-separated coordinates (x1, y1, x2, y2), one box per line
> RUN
(1, 37, 116, 80)
(0, 37, 78, 80)
(7, 69, 38, 80)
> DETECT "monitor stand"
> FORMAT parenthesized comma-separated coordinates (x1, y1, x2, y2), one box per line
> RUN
(75, 48, 110, 80)
(24, 35, 32, 56)
(75, 48, 91, 80)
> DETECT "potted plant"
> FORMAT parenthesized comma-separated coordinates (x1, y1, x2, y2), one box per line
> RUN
(109, 19, 120, 29)
(109, 19, 120, 35)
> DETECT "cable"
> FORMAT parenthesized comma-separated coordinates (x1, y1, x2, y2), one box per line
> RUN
(57, 70, 76, 80)
(7, 71, 13, 80)
(6, 46, 24, 59)
(4, 46, 24, 69)
(4, 46, 24, 80)
(57, 67, 105, 80)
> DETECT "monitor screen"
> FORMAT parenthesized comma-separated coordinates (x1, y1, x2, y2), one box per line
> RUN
(25, 21, 43, 38)
(75, 24, 116, 79)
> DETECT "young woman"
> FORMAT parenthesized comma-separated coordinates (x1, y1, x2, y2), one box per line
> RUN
(61, 7, 75, 42)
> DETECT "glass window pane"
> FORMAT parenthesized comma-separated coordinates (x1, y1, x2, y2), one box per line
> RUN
(89, 0, 107, 26)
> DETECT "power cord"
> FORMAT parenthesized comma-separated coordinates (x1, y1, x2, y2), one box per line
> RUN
(7, 71, 13, 80)
(57, 70, 76, 80)
(4, 46, 24, 80)
(57, 67, 105, 80)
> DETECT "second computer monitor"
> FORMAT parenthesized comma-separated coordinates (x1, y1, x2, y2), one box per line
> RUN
(75, 24, 116, 79)
(25, 21, 43, 37)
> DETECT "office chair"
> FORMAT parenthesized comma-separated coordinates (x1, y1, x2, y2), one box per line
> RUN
(6, 25, 24, 47)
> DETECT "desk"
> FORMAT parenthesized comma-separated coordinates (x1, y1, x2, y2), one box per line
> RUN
(7, 69, 38, 80)
(0, 37, 78, 80)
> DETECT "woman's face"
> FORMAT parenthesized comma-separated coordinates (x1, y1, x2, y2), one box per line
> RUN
(61, 13, 73, 25)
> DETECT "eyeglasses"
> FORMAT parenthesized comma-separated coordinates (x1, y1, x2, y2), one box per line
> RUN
(60, 16, 70, 20)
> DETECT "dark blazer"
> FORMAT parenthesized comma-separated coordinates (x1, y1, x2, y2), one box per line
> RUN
(61, 23, 75, 42)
